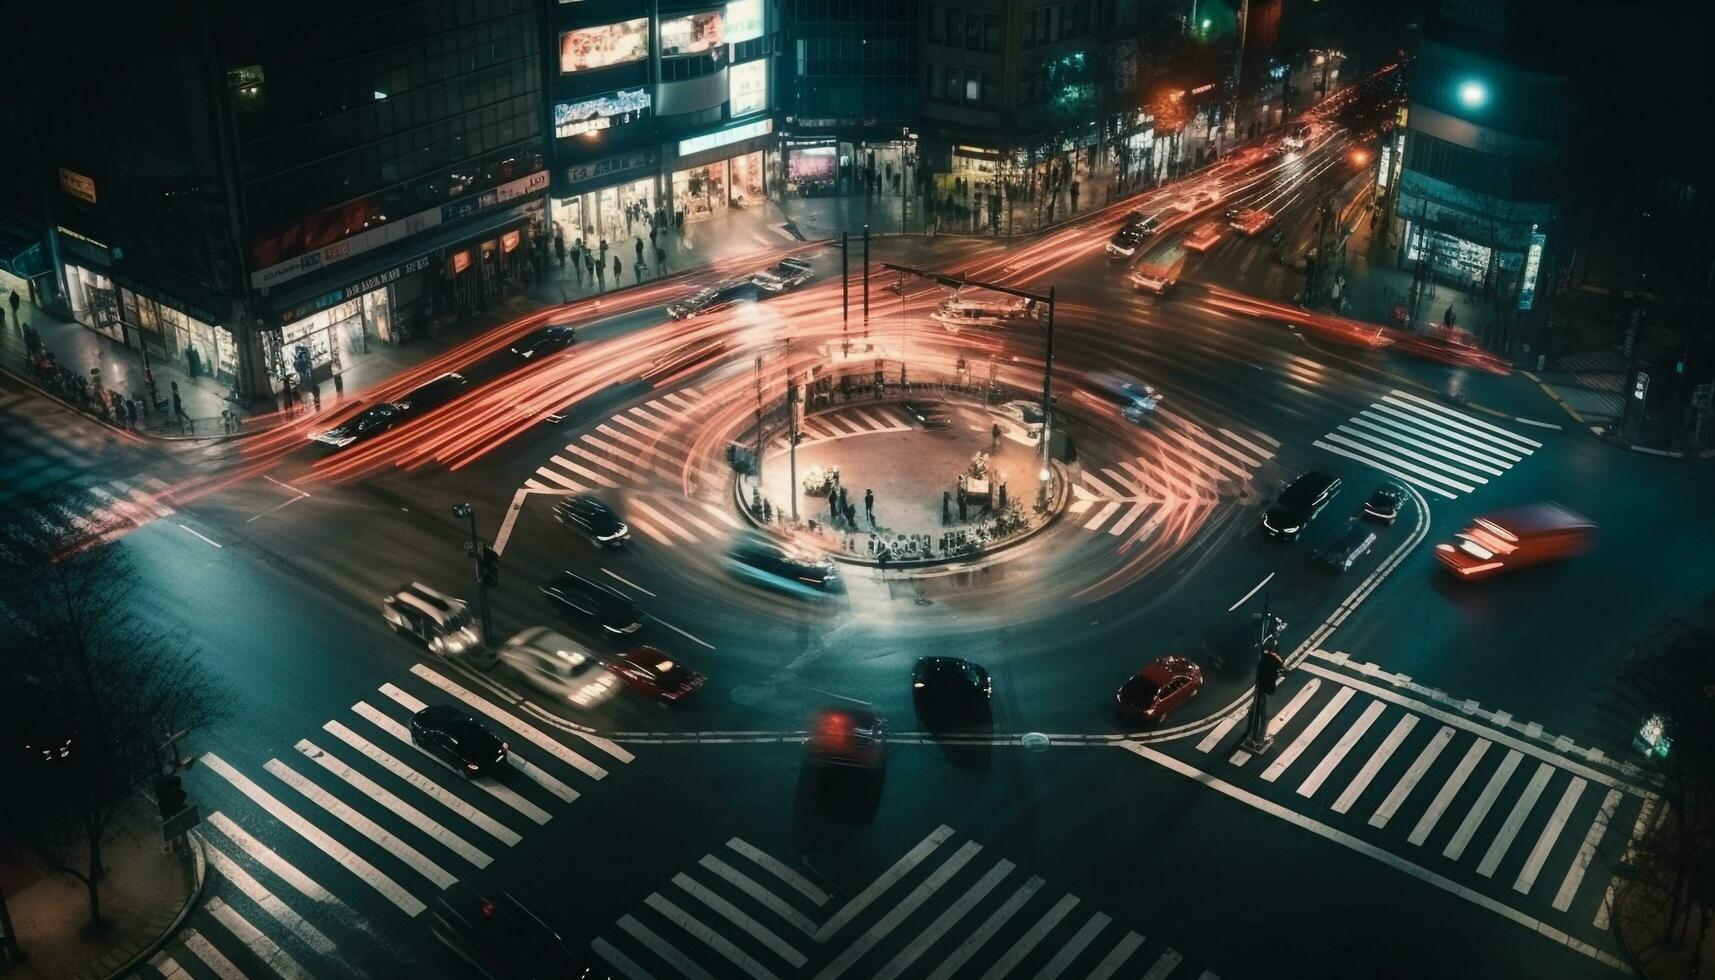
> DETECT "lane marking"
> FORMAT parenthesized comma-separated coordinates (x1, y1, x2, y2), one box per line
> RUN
(206, 811, 338, 906)
(1443, 750, 1523, 861)
(1142, 948, 1186, 980)
(1033, 910, 1111, 980)
(924, 877, 1045, 980)
(1554, 788, 1623, 912)
(1594, 796, 1656, 929)
(815, 840, 983, 980)
(1262, 686, 1354, 782)
(697, 855, 818, 935)
(645, 892, 781, 980)
(728, 838, 828, 905)
(616, 913, 716, 980)
(205, 896, 312, 980)
(1226, 572, 1275, 613)
(1513, 416, 1563, 430)
(650, 614, 716, 650)
(181, 927, 249, 980)
(1120, 742, 1629, 973)
(673, 872, 807, 967)
(409, 664, 608, 781)
(1408, 738, 1491, 846)
(1230, 679, 1321, 766)
(591, 937, 660, 980)
(1084, 931, 1147, 980)
(1515, 777, 1586, 895)
(1369, 726, 1455, 829)
(978, 893, 1079, 980)
(816, 825, 953, 941)
(322, 719, 521, 846)
(204, 843, 338, 957)
(1297, 699, 1385, 799)
(294, 738, 493, 868)
(1477, 762, 1554, 878)
(872, 859, 1015, 980)
(264, 757, 456, 889)
(178, 523, 224, 547)
(355, 698, 551, 826)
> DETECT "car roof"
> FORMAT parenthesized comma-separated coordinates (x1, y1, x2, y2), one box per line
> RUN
(416, 703, 463, 723)
(392, 582, 461, 619)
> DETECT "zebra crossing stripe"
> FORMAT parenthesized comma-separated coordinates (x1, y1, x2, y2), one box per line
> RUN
(1085, 502, 1122, 530)
(1313, 440, 1459, 500)
(599, 423, 656, 459)
(1080, 471, 1127, 497)
(872, 860, 1015, 980)
(408, 664, 609, 780)
(1515, 778, 1586, 895)
(1034, 911, 1112, 980)
(699, 500, 744, 530)
(672, 873, 807, 967)
(591, 937, 661, 980)
(1347, 414, 1507, 474)
(181, 927, 250, 980)
(1262, 687, 1355, 783)
(1084, 931, 1147, 980)
(1219, 427, 1275, 459)
(1196, 713, 1243, 753)
(617, 913, 718, 980)
(1376, 397, 1526, 460)
(1368, 726, 1455, 828)
(1365, 404, 1522, 465)
(924, 876, 1045, 980)
(727, 838, 828, 905)
(630, 517, 674, 546)
(355, 698, 551, 826)
(1297, 699, 1385, 798)
(1554, 789, 1622, 912)
(206, 812, 339, 906)
(1407, 738, 1491, 846)
(534, 466, 582, 491)
(1389, 390, 1542, 448)
(201, 753, 426, 916)
(696, 855, 818, 935)
(1118, 460, 1172, 498)
(87, 485, 150, 525)
(554, 451, 621, 487)
(1108, 503, 1152, 536)
(322, 720, 522, 845)
(1332, 425, 1492, 484)
(293, 738, 493, 868)
(586, 431, 648, 468)
(978, 892, 1079, 980)
(206, 896, 313, 980)
(264, 757, 457, 889)
(204, 843, 338, 957)
(568, 443, 634, 481)
(1231, 679, 1322, 767)
(1443, 750, 1524, 861)
(111, 479, 174, 518)
(1141, 948, 1186, 980)
(817, 825, 954, 941)
(630, 498, 698, 543)
(1321, 433, 1480, 492)
(816, 841, 984, 980)
(645, 892, 783, 980)
(1477, 762, 1554, 878)
(661, 391, 699, 412)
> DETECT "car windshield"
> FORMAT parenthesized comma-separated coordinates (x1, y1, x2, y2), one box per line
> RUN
(444, 718, 494, 748)
(1122, 675, 1162, 704)
(1280, 479, 1326, 508)
(441, 607, 473, 631)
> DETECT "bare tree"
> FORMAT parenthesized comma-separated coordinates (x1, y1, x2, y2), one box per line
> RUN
(0, 498, 228, 930)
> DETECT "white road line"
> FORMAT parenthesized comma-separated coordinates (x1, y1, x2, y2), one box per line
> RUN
(1083, 930, 1146, 980)
(590, 937, 660, 980)
(1313, 440, 1458, 500)
(697, 855, 817, 935)
(662, 391, 700, 411)
(1084, 501, 1122, 530)
(1515, 777, 1586, 894)
(645, 892, 782, 980)
(849, 408, 890, 430)
(599, 568, 657, 598)
(1377, 397, 1528, 459)
(181, 927, 249, 980)
(616, 913, 717, 980)
(1335, 421, 1497, 482)
(1121, 743, 1630, 973)
(1297, 699, 1385, 799)
(1226, 572, 1275, 613)
(409, 664, 608, 780)
(630, 517, 673, 546)
(178, 523, 224, 547)
(630, 497, 698, 542)
(1477, 762, 1554, 878)
(1034, 911, 1111, 980)
(201, 754, 425, 916)
(1390, 390, 1542, 448)
(206, 812, 338, 906)
(1219, 427, 1275, 459)
(1443, 750, 1523, 861)
(111, 480, 174, 518)
(1262, 686, 1354, 783)
(1107, 503, 1150, 536)
(698, 499, 745, 530)
(1141, 948, 1185, 980)
(1555, 788, 1622, 912)
(1594, 796, 1655, 929)
(88, 485, 149, 524)
(657, 498, 724, 538)
(673, 872, 807, 967)
(492, 488, 533, 558)
(815, 840, 982, 980)
(294, 738, 492, 868)
(924, 876, 1045, 980)
(584, 432, 647, 468)
(598, 422, 659, 459)
(1361, 406, 1518, 467)
(205, 843, 337, 957)
(150, 952, 190, 979)
(1346, 415, 1506, 475)
(1117, 460, 1173, 498)
(1408, 738, 1491, 845)
(728, 838, 828, 905)
(264, 757, 456, 889)
(650, 614, 717, 650)
(978, 892, 1079, 980)
(816, 825, 953, 942)
(206, 896, 312, 980)
(553, 451, 621, 488)
(1230, 679, 1321, 767)
(508, 751, 582, 803)
(1512, 416, 1562, 430)
(533, 465, 583, 490)
(1079, 471, 1127, 498)
(1321, 433, 1479, 493)
(354, 698, 551, 826)
(1368, 725, 1455, 828)
(1196, 712, 1243, 753)
(322, 720, 521, 845)
(873, 859, 1014, 980)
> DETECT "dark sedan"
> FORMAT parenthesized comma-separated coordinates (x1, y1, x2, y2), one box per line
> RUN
(1361, 482, 1408, 524)
(428, 883, 595, 980)
(310, 402, 399, 449)
(912, 657, 992, 720)
(553, 494, 630, 547)
(409, 705, 508, 778)
(396, 372, 470, 415)
(901, 400, 952, 429)
(540, 571, 644, 635)
(1262, 470, 1342, 540)
(510, 325, 577, 360)
(667, 279, 755, 319)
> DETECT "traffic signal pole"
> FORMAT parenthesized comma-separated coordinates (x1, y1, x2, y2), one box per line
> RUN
(1241, 600, 1285, 754)
(453, 502, 494, 649)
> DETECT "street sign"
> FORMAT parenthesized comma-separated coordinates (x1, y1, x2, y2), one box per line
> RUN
(160, 804, 201, 841)
(1633, 372, 1650, 401)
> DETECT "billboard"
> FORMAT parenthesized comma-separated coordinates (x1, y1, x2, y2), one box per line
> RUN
(729, 59, 767, 117)
(554, 88, 652, 139)
(661, 11, 723, 57)
(560, 19, 649, 73)
(726, 0, 764, 42)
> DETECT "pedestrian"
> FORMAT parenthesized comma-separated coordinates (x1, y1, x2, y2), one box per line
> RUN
(991, 422, 1002, 450)
(943, 490, 952, 525)
(573, 248, 584, 285)
(633, 260, 643, 283)
(1444, 305, 1457, 328)
(594, 259, 604, 289)
(612, 254, 621, 281)
(333, 371, 344, 396)
(648, 225, 657, 250)
(655, 245, 666, 272)
(8, 290, 18, 320)
(829, 489, 839, 520)
(186, 345, 201, 378)
(311, 384, 322, 411)
(0, 306, 6, 332)
(1070, 180, 1080, 212)
(864, 488, 874, 523)
(762, 499, 773, 523)
(635, 237, 644, 266)
(24, 323, 40, 356)
(845, 501, 856, 527)
(554, 236, 566, 268)
(171, 380, 191, 430)
(838, 485, 848, 517)
(144, 363, 159, 407)
(598, 238, 608, 266)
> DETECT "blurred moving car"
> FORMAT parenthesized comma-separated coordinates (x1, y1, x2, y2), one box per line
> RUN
(1105, 223, 1149, 259)
(1115, 656, 1204, 724)
(509, 325, 577, 360)
(607, 646, 705, 703)
(806, 708, 886, 771)
(640, 338, 729, 382)
(410, 705, 508, 778)
(382, 582, 480, 655)
(994, 400, 1046, 438)
(751, 256, 815, 292)
(540, 571, 644, 635)
(901, 399, 953, 429)
(428, 882, 592, 980)
(395, 372, 470, 416)
(1313, 523, 1377, 573)
(667, 279, 755, 319)
(726, 534, 839, 593)
(311, 402, 399, 448)
(912, 657, 992, 718)
(1435, 502, 1595, 579)
(553, 494, 630, 547)
(1361, 482, 1408, 524)
(1119, 382, 1163, 424)
(1129, 264, 1178, 296)
(1262, 471, 1342, 540)
(499, 628, 619, 709)
(1183, 221, 1225, 253)
(931, 288, 1036, 333)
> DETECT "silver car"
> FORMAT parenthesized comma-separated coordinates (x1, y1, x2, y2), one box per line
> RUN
(499, 627, 619, 709)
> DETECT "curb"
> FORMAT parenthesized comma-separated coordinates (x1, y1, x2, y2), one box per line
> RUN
(0, 363, 255, 447)
(100, 829, 208, 980)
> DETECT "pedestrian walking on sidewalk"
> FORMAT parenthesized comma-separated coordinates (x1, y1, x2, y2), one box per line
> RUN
(864, 488, 874, 524)
(23, 324, 39, 356)
(311, 384, 321, 412)
(649, 225, 658, 251)
(594, 259, 605, 289)
(334, 371, 344, 397)
(554, 236, 565, 268)
(635, 237, 644, 267)
(612, 255, 621, 282)
(633, 260, 643, 283)
(573, 248, 584, 286)
(1070, 180, 1080, 212)
(0, 306, 7, 332)
(598, 238, 609, 266)
(8, 290, 18, 320)
(1444, 305, 1457, 328)
(655, 245, 666, 272)
(171, 381, 191, 430)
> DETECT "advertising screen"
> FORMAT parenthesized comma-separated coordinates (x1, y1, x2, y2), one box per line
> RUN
(660, 11, 723, 57)
(560, 18, 649, 73)
(729, 59, 767, 117)
(554, 88, 653, 138)
(726, 0, 764, 42)
(789, 147, 836, 182)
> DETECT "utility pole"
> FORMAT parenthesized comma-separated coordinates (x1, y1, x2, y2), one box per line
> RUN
(1040, 286, 1056, 469)
(754, 354, 765, 478)
(862, 224, 871, 346)
(841, 230, 850, 354)
(452, 503, 494, 648)
(785, 338, 798, 520)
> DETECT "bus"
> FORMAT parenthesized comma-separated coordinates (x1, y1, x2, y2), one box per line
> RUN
(1435, 503, 1595, 579)
(1183, 221, 1224, 253)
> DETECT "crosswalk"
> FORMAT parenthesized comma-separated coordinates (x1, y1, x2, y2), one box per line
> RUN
(1177, 657, 1651, 949)
(591, 825, 1220, 980)
(774, 405, 913, 451)
(1312, 389, 1541, 501)
(135, 661, 632, 979)
(528, 387, 714, 493)
(1069, 413, 1276, 538)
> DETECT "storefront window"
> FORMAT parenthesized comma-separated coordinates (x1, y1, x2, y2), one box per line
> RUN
(65, 265, 123, 342)
(729, 150, 764, 207)
(215, 325, 239, 380)
(673, 163, 730, 222)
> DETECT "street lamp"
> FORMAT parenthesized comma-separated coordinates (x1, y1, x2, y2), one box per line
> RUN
(1457, 79, 1488, 110)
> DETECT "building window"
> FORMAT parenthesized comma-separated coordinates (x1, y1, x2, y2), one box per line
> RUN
(985, 14, 1001, 53)
(966, 12, 981, 49)
(929, 4, 942, 43)
(982, 71, 998, 109)
(965, 74, 979, 105)
(946, 8, 962, 48)
(930, 63, 943, 102)
(946, 67, 962, 103)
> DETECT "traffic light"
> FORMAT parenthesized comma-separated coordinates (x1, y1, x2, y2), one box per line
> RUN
(155, 775, 188, 819)
(479, 546, 500, 588)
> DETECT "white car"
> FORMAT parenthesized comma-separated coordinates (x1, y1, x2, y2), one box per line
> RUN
(1171, 189, 1221, 213)
(994, 400, 1047, 438)
(1129, 265, 1177, 296)
(499, 627, 619, 709)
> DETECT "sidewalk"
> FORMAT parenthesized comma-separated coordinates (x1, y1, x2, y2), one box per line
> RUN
(0, 797, 203, 980)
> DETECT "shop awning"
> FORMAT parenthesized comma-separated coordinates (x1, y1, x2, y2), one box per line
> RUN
(0, 227, 50, 278)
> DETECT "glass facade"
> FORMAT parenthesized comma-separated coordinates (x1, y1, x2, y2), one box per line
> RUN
(782, 0, 916, 129)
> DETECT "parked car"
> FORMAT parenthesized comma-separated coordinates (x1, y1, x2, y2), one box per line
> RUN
(382, 582, 480, 655)
(410, 705, 508, 778)
(540, 571, 644, 635)
(806, 708, 886, 771)
(1313, 522, 1377, 572)
(1361, 482, 1408, 524)
(901, 400, 952, 429)
(1262, 471, 1342, 540)
(607, 646, 705, 703)
(1115, 656, 1204, 724)
(498, 628, 619, 709)
(912, 657, 992, 721)
(509, 325, 577, 360)
(552, 494, 630, 547)
(311, 402, 399, 449)
(427, 883, 594, 980)
(395, 372, 470, 416)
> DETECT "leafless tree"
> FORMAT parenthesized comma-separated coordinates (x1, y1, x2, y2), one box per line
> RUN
(0, 498, 228, 931)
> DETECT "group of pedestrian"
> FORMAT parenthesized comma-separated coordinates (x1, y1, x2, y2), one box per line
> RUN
(562, 221, 670, 293)
(823, 474, 878, 531)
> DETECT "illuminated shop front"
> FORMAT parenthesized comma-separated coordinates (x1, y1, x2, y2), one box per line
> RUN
(670, 119, 774, 222)
(552, 150, 660, 247)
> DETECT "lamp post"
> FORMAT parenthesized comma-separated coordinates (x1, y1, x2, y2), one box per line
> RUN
(451, 502, 494, 648)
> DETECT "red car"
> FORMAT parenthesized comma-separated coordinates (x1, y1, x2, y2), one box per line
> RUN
(607, 646, 704, 702)
(1116, 656, 1204, 724)
(805, 708, 886, 771)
